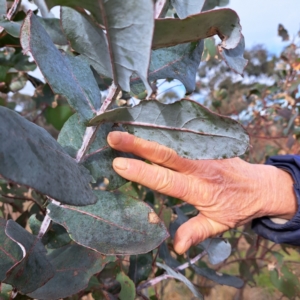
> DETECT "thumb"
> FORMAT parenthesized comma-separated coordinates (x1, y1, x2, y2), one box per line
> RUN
(173, 214, 229, 255)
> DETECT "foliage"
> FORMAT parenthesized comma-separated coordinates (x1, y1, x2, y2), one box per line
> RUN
(0, 0, 299, 299)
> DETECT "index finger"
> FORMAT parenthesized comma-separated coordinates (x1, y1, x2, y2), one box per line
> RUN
(107, 131, 194, 172)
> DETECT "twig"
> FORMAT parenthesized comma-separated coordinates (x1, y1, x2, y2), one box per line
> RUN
(76, 125, 100, 163)
(137, 273, 171, 290)
(176, 251, 208, 271)
(32, 0, 54, 18)
(137, 251, 207, 291)
(136, 291, 150, 300)
(1, 193, 33, 202)
(98, 82, 120, 114)
(154, 0, 169, 18)
(7, 0, 21, 20)
(32, 104, 47, 123)
(0, 0, 21, 35)
(81, 145, 109, 161)
(76, 82, 120, 163)
(0, 193, 45, 213)
(36, 197, 61, 239)
(37, 214, 51, 239)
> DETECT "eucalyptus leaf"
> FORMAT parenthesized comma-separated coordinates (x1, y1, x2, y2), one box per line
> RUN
(47, 190, 169, 255)
(28, 214, 43, 236)
(37, 17, 68, 45)
(0, 218, 23, 281)
(270, 266, 300, 298)
(0, 0, 6, 16)
(89, 99, 249, 159)
(43, 224, 72, 249)
(4, 220, 55, 294)
(45, 0, 103, 23)
(169, 207, 188, 238)
(153, 9, 241, 50)
(98, 0, 154, 93)
(0, 20, 20, 37)
(191, 264, 244, 288)
(0, 283, 13, 300)
(171, 0, 205, 18)
(0, 17, 67, 44)
(156, 262, 203, 299)
(198, 238, 231, 265)
(131, 41, 204, 95)
(219, 34, 248, 74)
(58, 114, 127, 190)
(61, 7, 112, 78)
(33, 84, 55, 107)
(116, 272, 136, 300)
(21, 12, 100, 123)
(6, 51, 36, 72)
(128, 253, 153, 284)
(0, 106, 97, 206)
(29, 214, 71, 249)
(158, 241, 182, 271)
(239, 260, 255, 284)
(202, 0, 230, 11)
(28, 244, 114, 300)
(44, 104, 74, 131)
(9, 73, 27, 92)
(58, 52, 101, 115)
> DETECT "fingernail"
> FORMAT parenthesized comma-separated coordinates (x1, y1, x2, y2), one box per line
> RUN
(107, 131, 122, 146)
(113, 158, 128, 170)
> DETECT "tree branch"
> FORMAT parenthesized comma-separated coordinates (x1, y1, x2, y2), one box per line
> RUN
(7, 0, 21, 20)
(0, 193, 45, 213)
(32, 0, 54, 18)
(37, 214, 51, 239)
(0, 0, 21, 35)
(176, 251, 207, 271)
(76, 125, 100, 163)
(98, 82, 120, 114)
(137, 251, 207, 291)
(76, 82, 120, 163)
(154, 0, 169, 18)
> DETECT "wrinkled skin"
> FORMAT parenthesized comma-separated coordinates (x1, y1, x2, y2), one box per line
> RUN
(107, 132, 297, 254)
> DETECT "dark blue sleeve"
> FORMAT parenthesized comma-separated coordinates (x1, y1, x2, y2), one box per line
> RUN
(252, 155, 300, 245)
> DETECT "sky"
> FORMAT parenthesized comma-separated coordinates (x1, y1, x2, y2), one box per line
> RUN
(226, 0, 300, 55)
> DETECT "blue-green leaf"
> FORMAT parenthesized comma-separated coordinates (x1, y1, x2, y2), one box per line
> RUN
(4, 220, 55, 294)
(131, 41, 204, 95)
(89, 99, 249, 160)
(128, 253, 153, 284)
(58, 114, 127, 190)
(61, 7, 112, 79)
(192, 264, 244, 288)
(198, 238, 231, 265)
(47, 190, 169, 255)
(28, 244, 115, 300)
(0, 106, 97, 206)
(0, 218, 23, 282)
(171, 0, 205, 18)
(156, 262, 203, 299)
(20, 12, 100, 124)
(116, 271, 136, 300)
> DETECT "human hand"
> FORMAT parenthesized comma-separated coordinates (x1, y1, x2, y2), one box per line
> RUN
(107, 131, 297, 254)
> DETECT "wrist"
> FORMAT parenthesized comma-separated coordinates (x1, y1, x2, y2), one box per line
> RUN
(260, 165, 297, 220)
